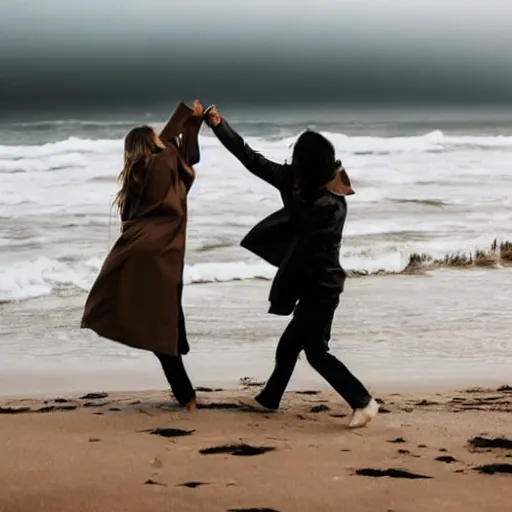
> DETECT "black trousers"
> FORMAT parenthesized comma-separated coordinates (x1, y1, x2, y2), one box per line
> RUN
(153, 306, 195, 406)
(154, 352, 195, 406)
(256, 297, 371, 411)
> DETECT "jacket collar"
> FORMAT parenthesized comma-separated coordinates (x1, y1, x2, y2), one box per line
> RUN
(324, 167, 355, 196)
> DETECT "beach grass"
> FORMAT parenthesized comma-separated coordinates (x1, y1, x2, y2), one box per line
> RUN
(404, 239, 512, 272)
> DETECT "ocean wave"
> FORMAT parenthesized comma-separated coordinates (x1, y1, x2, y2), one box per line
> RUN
(2, 130, 512, 175)
(389, 198, 448, 207)
(275, 130, 512, 154)
(7, 119, 142, 128)
(0, 257, 275, 303)
(1, 241, 510, 304)
(0, 137, 121, 161)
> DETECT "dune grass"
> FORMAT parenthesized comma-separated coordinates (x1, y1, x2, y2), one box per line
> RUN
(404, 239, 512, 272)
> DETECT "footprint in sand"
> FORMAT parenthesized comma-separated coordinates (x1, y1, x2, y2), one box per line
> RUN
(309, 405, 331, 413)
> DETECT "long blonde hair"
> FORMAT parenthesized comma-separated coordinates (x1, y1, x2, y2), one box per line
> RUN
(113, 125, 165, 216)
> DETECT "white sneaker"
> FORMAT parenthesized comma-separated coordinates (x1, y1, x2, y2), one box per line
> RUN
(347, 398, 379, 429)
(238, 396, 278, 412)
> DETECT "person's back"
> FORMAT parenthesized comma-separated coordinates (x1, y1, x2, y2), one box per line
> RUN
(120, 148, 182, 223)
(206, 107, 379, 429)
(268, 169, 348, 314)
(209, 119, 350, 315)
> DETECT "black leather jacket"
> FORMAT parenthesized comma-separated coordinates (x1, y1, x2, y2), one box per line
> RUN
(212, 120, 347, 315)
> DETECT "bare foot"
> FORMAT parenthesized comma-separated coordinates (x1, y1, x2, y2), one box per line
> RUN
(185, 398, 197, 413)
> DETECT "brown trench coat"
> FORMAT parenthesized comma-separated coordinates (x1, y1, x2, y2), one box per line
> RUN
(80, 102, 202, 356)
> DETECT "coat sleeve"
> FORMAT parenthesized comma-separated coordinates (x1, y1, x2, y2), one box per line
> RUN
(178, 115, 202, 166)
(211, 119, 285, 189)
(159, 101, 193, 143)
(158, 101, 203, 166)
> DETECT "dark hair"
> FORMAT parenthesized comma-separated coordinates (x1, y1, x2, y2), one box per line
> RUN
(291, 130, 337, 199)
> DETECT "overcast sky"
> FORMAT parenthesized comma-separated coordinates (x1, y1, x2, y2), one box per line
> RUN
(1, 0, 512, 117)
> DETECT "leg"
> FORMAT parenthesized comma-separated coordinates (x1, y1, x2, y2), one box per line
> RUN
(177, 301, 190, 355)
(253, 314, 305, 410)
(298, 299, 372, 411)
(154, 304, 195, 408)
(154, 352, 196, 407)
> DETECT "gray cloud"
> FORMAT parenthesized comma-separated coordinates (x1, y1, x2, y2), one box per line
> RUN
(1, 0, 512, 118)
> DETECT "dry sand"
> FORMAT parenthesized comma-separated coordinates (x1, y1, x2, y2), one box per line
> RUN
(1, 384, 511, 512)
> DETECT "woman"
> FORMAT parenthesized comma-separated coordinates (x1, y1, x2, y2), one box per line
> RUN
(205, 107, 378, 428)
(81, 100, 206, 412)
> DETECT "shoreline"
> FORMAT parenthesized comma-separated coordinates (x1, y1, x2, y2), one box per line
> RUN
(2, 260, 512, 308)
(1, 366, 510, 400)
(1, 269, 512, 397)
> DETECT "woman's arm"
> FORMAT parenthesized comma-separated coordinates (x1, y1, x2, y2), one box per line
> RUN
(178, 114, 202, 166)
(158, 100, 203, 166)
(207, 108, 285, 189)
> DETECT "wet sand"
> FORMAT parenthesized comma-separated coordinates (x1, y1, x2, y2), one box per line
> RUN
(1, 269, 511, 396)
(1, 385, 511, 512)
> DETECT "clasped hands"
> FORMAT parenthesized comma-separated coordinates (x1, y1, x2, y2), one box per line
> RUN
(190, 100, 222, 127)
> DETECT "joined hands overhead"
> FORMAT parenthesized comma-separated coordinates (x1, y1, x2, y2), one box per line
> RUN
(205, 105, 222, 127)
(191, 100, 204, 118)
(190, 100, 222, 127)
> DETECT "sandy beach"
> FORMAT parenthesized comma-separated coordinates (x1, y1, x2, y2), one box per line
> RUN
(1, 270, 511, 510)
(1, 385, 511, 512)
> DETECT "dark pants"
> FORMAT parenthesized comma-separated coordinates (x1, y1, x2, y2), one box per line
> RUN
(153, 306, 195, 406)
(154, 352, 195, 406)
(257, 298, 371, 411)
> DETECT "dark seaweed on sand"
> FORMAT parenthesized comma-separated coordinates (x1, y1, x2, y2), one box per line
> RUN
(197, 402, 241, 410)
(436, 456, 457, 463)
(227, 509, 280, 512)
(178, 481, 209, 488)
(80, 392, 109, 400)
(474, 464, 512, 475)
(468, 436, 512, 450)
(355, 468, 432, 479)
(200, 444, 276, 456)
(145, 428, 195, 438)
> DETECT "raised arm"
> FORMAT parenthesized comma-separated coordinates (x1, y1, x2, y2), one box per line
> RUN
(158, 100, 203, 166)
(206, 108, 285, 189)
(179, 114, 202, 166)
